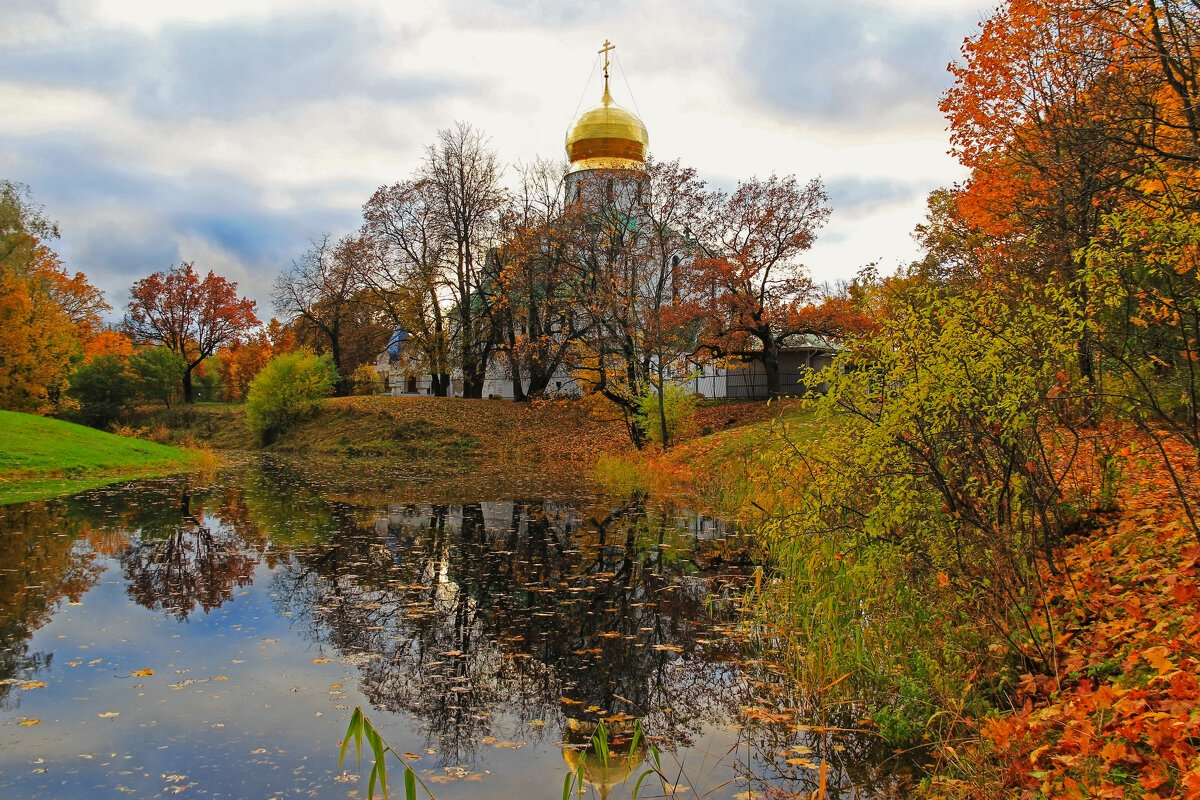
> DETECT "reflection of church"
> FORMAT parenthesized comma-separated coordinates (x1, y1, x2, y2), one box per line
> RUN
(376, 41, 838, 399)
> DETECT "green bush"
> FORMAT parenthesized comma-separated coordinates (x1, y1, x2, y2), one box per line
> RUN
(634, 381, 697, 448)
(129, 346, 185, 407)
(67, 354, 137, 429)
(245, 351, 336, 444)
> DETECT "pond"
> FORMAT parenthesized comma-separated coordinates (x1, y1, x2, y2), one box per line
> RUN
(0, 457, 904, 799)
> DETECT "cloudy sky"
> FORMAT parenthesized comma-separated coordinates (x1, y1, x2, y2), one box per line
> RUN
(1, 0, 988, 322)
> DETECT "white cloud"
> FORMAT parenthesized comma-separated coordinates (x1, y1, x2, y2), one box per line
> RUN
(1, 0, 992, 318)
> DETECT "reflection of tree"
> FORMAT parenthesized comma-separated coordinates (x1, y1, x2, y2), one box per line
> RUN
(0, 501, 101, 706)
(274, 496, 752, 763)
(120, 492, 259, 620)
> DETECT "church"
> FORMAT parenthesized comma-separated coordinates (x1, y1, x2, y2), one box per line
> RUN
(376, 42, 838, 400)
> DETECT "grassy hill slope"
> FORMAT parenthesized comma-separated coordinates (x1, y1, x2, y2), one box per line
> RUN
(259, 395, 636, 501)
(0, 410, 205, 505)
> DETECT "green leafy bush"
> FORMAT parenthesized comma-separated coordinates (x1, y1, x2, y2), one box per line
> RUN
(129, 346, 185, 407)
(67, 354, 137, 429)
(634, 381, 697, 448)
(245, 351, 336, 444)
(748, 280, 1095, 745)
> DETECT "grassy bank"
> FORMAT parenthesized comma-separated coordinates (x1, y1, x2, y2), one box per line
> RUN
(0, 410, 208, 505)
(282, 395, 642, 500)
(594, 398, 808, 521)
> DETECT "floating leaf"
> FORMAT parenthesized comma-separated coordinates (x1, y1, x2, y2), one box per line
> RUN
(18, 718, 41, 726)
(98, 711, 120, 718)
(130, 669, 154, 678)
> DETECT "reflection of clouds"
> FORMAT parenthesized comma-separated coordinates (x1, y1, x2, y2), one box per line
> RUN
(422, 560, 464, 613)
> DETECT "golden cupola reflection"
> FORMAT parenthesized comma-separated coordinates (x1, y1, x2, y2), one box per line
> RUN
(565, 40, 649, 175)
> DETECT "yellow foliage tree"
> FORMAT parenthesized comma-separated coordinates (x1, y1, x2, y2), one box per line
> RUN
(0, 182, 106, 414)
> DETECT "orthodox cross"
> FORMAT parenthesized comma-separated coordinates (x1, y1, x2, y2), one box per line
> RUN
(598, 39, 615, 93)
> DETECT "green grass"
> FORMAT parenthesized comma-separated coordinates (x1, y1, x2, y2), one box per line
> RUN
(0, 410, 205, 505)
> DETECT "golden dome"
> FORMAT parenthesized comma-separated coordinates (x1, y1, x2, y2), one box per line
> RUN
(560, 718, 649, 800)
(565, 86, 649, 175)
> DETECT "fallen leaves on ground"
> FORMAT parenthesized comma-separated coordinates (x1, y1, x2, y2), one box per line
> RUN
(928, 433, 1200, 799)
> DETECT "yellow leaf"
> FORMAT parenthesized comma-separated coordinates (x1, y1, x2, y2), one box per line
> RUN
(18, 718, 41, 726)
(213, 675, 229, 681)
(1142, 646, 1174, 676)
(98, 711, 119, 719)
(130, 669, 154, 678)
(310, 658, 331, 664)
(19, 680, 47, 690)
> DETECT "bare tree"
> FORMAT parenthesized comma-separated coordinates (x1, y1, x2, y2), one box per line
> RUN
(423, 122, 508, 398)
(273, 234, 383, 394)
(491, 157, 587, 400)
(360, 179, 454, 396)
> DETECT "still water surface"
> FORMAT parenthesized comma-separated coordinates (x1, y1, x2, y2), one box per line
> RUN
(0, 458, 893, 799)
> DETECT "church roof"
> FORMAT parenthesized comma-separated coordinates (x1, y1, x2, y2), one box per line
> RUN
(565, 42, 648, 175)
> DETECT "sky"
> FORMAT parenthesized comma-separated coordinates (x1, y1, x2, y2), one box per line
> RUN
(1, 0, 990, 323)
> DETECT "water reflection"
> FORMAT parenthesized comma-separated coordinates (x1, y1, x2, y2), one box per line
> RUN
(272, 494, 751, 765)
(119, 493, 258, 620)
(0, 503, 100, 706)
(0, 459, 909, 799)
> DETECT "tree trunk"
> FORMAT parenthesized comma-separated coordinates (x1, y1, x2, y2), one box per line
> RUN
(509, 356, 526, 402)
(182, 365, 195, 404)
(761, 337, 783, 398)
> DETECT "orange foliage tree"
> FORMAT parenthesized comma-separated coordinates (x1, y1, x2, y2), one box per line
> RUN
(125, 262, 259, 404)
(690, 175, 833, 398)
(0, 180, 108, 413)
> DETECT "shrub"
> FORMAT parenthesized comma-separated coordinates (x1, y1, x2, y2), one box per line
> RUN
(67, 354, 137, 429)
(634, 381, 698, 448)
(129, 346, 185, 407)
(245, 351, 336, 444)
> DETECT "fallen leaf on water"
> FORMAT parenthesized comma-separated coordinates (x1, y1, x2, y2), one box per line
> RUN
(98, 711, 120, 718)
(213, 676, 229, 681)
(310, 658, 331, 664)
(403, 752, 421, 760)
(18, 719, 41, 726)
(19, 681, 47, 690)
(130, 669, 154, 678)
